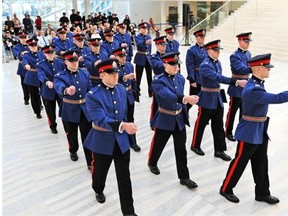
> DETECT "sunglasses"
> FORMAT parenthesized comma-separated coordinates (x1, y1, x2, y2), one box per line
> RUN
(29, 44, 38, 47)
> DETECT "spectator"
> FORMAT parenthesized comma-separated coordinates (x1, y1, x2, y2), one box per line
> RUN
(123, 15, 131, 32)
(13, 14, 21, 34)
(35, 15, 42, 30)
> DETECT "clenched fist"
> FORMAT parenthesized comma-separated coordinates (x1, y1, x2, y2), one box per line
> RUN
(66, 85, 76, 95)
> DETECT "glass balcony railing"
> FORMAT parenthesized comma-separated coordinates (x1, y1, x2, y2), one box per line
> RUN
(189, 0, 248, 38)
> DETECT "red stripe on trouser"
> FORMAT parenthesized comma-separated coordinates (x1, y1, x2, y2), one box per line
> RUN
(225, 96, 233, 132)
(48, 117, 51, 126)
(191, 106, 202, 147)
(66, 132, 71, 149)
(91, 154, 94, 175)
(222, 141, 245, 192)
(148, 128, 157, 164)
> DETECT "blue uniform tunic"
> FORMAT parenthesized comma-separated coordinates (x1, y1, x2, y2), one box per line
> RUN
(186, 43, 207, 84)
(133, 33, 152, 66)
(150, 72, 189, 131)
(114, 32, 134, 62)
(37, 58, 65, 100)
(235, 76, 288, 144)
(227, 48, 252, 97)
(84, 83, 130, 155)
(22, 51, 45, 87)
(165, 39, 179, 53)
(100, 39, 120, 60)
(53, 38, 74, 55)
(54, 68, 92, 123)
(13, 43, 30, 76)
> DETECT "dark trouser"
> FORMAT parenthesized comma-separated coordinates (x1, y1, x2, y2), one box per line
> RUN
(221, 139, 270, 197)
(191, 105, 227, 152)
(135, 63, 152, 96)
(148, 126, 190, 179)
(28, 85, 41, 115)
(63, 111, 92, 166)
(127, 101, 137, 147)
(92, 144, 135, 215)
(225, 96, 242, 136)
(20, 75, 30, 102)
(187, 81, 201, 112)
(43, 96, 62, 130)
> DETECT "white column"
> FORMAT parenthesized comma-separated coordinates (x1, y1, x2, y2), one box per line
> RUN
(72, 0, 78, 11)
(160, 1, 165, 31)
(177, 0, 183, 37)
(84, 0, 91, 18)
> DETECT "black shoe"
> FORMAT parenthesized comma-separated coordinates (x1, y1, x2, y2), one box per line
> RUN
(191, 147, 205, 156)
(220, 189, 240, 203)
(255, 195, 279, 204)
(148, 164, 160, 175)
(95, 193, 106, 203)
(123, 214, 138, 216)
(70, 153, 78, 161)
(51, 128, 58, 134)
(132, 144, 141, 152)
(24, 101, 29, 105)
(214, 151, 231, 161)
(36, 114, 42, 119)
(226, 134, 236, 142)
(180, 179, 198, 189)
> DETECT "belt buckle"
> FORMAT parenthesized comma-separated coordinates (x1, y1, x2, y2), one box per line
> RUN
(175, 109, 180, 115)
(78, 99, 83, 104)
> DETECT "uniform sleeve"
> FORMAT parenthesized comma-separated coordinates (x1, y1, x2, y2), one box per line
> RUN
(201, 62, 233, 85)
(185, 48, 195, 81)
(251, 87, 288, 104)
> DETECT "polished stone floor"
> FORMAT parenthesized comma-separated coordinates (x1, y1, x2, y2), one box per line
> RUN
(2, 46, 288, 216)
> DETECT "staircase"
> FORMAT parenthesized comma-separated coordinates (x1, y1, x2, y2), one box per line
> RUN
(206, 0, 288, 62)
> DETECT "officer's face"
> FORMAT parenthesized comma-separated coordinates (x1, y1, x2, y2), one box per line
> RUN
(156, 43, 166, 53)
(59, 32, 67, 40)
(164, 63, 179, 75)
(105, 35, 113, 42)
(115, 55, 126, 64)
(239, 40, 250, 50)
(166, 33, 174, 40)
(195, 35, 205, 45)
(101, 72, 119, 87)
(65, 59, 79, 71)
(44, 52, 55, 61)
(259, 66, 270, 79)
(208, 49, 220, 59)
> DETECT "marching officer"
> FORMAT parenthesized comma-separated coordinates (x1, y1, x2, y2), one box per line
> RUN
(69, 33, 91, 68)
(84, 59, 138, 216)
(220, 53, 288, 204)
(164, 27, 179, 53)
(36, 45, 65, 134)
(83, 36, 103, 87)
(185, 29, 208, 113)
(100, 28, 120, 60)
(190, 40, 247, 161)
(54, 50, 93, 169)
(113, 47, 141, 152)
(133, 22, 153, 97)
(148, 52, 199, 189)
(114, 23, 133, 62)
(150, 36, 167, 121)
(53, 27, 74, 56)
(13, 30, 30, 105)
(225, 32, 253, 142)
(22, 38, 45, 119)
